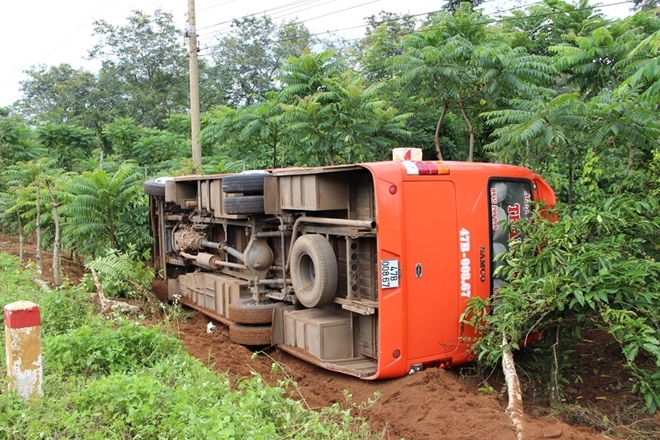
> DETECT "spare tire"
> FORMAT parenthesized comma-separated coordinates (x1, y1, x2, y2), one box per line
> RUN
(222, 172, 269, 195)
(224, 195, 265, 215)
(290, 234, 338, 308)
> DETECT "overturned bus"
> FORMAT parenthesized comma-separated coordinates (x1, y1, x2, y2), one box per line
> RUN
(144, 152, 555, 379)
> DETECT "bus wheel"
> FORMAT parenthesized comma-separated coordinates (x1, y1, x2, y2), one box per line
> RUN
(222, 172, 269, 195)
(229, 323, 272, 346)
(143, 177, 172, 196)
(224, 195, 265, 214)
(290, 234, 338, 308)
(229, 298, 282, 324)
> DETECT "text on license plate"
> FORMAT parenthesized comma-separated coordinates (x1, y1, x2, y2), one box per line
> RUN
(380, 259, 399, 289)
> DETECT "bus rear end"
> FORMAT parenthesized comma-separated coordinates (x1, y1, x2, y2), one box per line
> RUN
(365, 160, 555, 378)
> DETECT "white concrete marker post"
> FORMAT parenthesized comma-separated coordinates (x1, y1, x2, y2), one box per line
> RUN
(4, 301, 43, 400)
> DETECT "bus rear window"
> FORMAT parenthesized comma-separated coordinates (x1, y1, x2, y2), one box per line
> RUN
(489, 180, 533, 295)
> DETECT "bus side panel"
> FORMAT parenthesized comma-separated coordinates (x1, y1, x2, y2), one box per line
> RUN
(371, 172, 407, 379)
(403, 181, 460, 363)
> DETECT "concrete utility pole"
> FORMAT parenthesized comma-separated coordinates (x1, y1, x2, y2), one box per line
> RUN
(187, 0, 202, 166)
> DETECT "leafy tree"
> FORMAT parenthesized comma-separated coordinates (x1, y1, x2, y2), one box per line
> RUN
(500, 0, 607, 56)
(39, 163, 70, 287)
(132, 130, 188, 168)
(103, 117, 188, 169)
(359, 12, 418, 84)
(443, 0, 485, 13)
(547, 11, 660, 97)
(201, 93, 286, 169)
(485, 20, 660, 213)
(62, 165, 150, 256)
(0, 113, 44, 167)
(88, 9, 189, 128)
(102, 117, 143, 158)
(632, 0, 659, 11)
(15, 64, 102, 130)
(0, 189, 26, 259)
(394, 6, 554, 161)
(36, 124, 98, 171)
(4, 160, 57, 274)
(206, 16, 314, 107)
(279, 51, 410, 166)
(473, 12, 660, 414)
(464, 169, 660, 411)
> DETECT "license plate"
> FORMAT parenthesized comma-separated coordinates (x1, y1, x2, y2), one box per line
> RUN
(380, 259, 399, 289)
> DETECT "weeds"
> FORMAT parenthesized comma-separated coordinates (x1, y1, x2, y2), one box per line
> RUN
(0, 252, 381, 439)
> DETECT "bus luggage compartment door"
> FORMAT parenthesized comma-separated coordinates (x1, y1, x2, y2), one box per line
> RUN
(403, 181, 460, 362)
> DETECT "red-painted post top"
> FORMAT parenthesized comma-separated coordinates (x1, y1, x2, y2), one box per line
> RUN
(4, 301, 41, 329)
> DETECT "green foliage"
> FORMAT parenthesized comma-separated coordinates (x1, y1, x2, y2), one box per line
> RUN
(15, 64, 102, 131)
(0, 253, 92, 351)
(36, 123, 99, 172)
(0, 253, 40, 312)
(279, 51, 410, 166)
(393, 4, 555, 161)
(0, 113, 44, 167)
(61, 165, 151, 256)
(1, 353, 379, 439)
(602, 308, 660, 412)
(206, 16, 314, 107)
(501, 0, 607, 56)
(201, 96, 287, 169)
(464, 166, 660, 410)
(443, 0, 484, 14)
(88, 9, 189, 129)
(44, 319, 182, 377)
(358, 12, 418, 84)
(103, 117, 189, 169)
(84, 248, 154, 300)
(39, 286, 92, 337)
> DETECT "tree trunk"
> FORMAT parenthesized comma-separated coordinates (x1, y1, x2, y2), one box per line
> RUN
(502, 333, 526, 440)
(90, 268, 140, 314)
(272, 137, 278, 168)
(17, 208, 24, 261)
(568, 158, 574, 218)
(458, 101, 475, 162)
(626, 143, 635, 176)
(47, 182, 61, 287)
(434, 102, 449, 160)
(549, 325, 562, 407)
(35, 185, 42, 275)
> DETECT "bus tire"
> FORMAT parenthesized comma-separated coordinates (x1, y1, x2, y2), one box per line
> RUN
(229, 323, 272, 346)
(143, 178, 169, 196)
(229, 298, 282, 324)
(224, 195, 265, 215)
(290, 234, 338, 308)
(222, 173, 269, 195)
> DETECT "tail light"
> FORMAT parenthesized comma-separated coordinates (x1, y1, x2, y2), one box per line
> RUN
(402, 161, 450, 176)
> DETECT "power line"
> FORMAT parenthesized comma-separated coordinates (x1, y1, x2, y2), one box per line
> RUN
(197, 0, 326, 32)
(197, 0, 634, 57)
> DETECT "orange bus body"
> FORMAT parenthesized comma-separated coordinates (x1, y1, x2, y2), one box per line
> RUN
(146, 159, 555, 379)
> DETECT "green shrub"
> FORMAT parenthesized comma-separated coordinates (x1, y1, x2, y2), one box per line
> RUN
(39, 285, 92, 337)
(44, 318, 182, 377)
(0, 256, 378, 439)
(0, 253, 41, 318)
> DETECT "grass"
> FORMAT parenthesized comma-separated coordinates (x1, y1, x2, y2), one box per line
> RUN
(0, 252, 382, 440)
